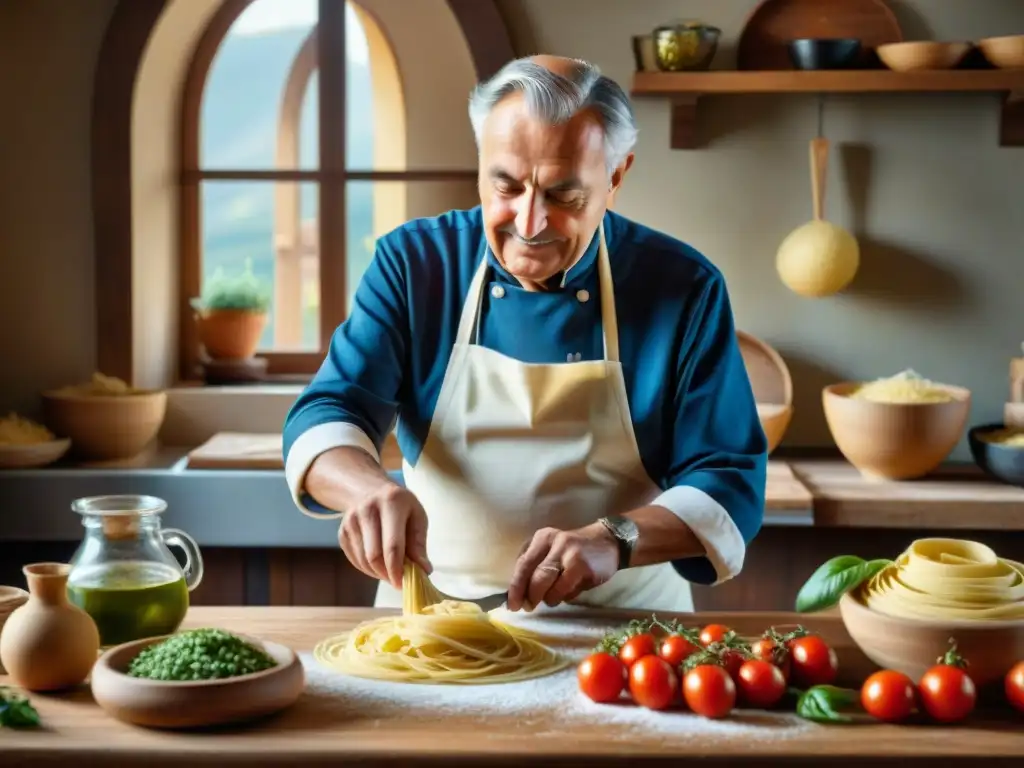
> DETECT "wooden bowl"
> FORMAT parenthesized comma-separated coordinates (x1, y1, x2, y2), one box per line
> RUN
(978, 35, 1024, 69)
(41, 389, 167, 461)
(90, 633, 305, 729)
(839, 591, 1024, 688)
(822, 381, 970, 480)
(757, 403, 793, 454)
(877, 41, 971, 71)
(0, 438, 71, 469)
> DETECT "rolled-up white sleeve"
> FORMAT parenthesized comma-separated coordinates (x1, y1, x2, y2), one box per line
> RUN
(651, 486, 747, 585)
(284, 422, 380, 519)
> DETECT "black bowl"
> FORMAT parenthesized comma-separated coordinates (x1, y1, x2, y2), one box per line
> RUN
(968, 423, 1024, 488)
(788, 38, 862, 70)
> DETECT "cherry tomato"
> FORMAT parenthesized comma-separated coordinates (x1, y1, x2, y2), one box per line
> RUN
(736, 659, 786, 709)
(919, 663, 976, 723)
(861, 669, 916, 723)
(1005, 661, 1024, 713)
(789, 635, 838, 688)
(750, 637, 791, 681)
(700, 624, 731, 646)
(720, 648, 746, 682)
(577, 652, 627, 703)
(628, 654, 677, 710)
(659, 634, 700, 668)
(618, 633, 657, 668)
(683, 664, 736, 718)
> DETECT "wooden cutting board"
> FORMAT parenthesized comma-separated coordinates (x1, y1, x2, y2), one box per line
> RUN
(186, 432, 284, 470)
(185, 432, 404, 471)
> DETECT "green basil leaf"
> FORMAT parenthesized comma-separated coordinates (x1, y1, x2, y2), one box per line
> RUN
(796, 685, 860, 724)
(0, 687, 40, 728)
(795, 556, 891, 613)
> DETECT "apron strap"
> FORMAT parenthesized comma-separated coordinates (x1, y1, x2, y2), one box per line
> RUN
(455, 222, 620, 363)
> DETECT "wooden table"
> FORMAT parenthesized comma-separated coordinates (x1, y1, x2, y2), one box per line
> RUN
(2, 607, 1023, 766)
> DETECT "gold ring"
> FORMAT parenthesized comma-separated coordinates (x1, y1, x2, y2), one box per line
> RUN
(539, 563, 563, 574)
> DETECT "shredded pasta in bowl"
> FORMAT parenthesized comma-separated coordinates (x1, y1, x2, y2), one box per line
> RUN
(0, 413, 56, 446)
(312, 562, 571, 685)
(847, 369, 964, 405)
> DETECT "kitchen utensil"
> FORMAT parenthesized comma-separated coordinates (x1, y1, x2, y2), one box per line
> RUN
(0, 437, 71, 469)
(839, 591, 1024, 689)
(968, 423, 1024, 488)
(653, 21, 721, 71)
(876, 41, 971, 71)
(822, 381, 971, 481)
(631, 35, 657, 72)
(65, 495, 203, 646)
(776, 136, 860, 298)
(186, 432, 284, 469)
(1006, 402, 1024, 428)
(737, 0, 902, 70)
(0, 563, 101, 691)
(432, 590, 509, 613)
(41, 387, 166, 461)
(788, 38, 862, 70)
(91, 633, 304, 729)
(978, 34, 1024, 69)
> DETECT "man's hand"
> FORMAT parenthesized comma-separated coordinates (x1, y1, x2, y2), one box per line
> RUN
(338, 484, 432, 590)
(506, 523, 619, 611)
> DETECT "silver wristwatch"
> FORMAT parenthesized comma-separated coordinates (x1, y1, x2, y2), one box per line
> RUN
(598, 515, 639, 570)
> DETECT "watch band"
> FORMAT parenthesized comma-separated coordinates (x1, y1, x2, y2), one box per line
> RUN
(598, 515, 639, 570)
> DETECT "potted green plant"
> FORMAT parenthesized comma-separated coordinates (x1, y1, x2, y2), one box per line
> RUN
(190, 260, 271, 361)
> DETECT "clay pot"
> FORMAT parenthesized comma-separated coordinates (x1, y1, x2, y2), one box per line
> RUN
(0, 563, 100, 691)
(0, 586, 29, 674)
(195, 309, 267, 360)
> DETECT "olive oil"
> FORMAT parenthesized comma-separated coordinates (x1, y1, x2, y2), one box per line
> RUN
(66, 561, 188, 647)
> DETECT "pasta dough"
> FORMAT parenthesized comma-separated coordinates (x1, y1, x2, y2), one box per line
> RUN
(861, 538, 1024, 620)
(312, 562, 571, 684)
(850, 369, 959, 404)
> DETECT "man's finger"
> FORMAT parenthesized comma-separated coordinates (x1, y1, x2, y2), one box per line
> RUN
(340, 516, 372, 579)
(359, 509, 387, 582)
(542, 551, 587, 607)
(406, 504, 433, 574)
(380, 504, 407, 589)
(526, 560, 564, 609)
(507, 535, 551, 611)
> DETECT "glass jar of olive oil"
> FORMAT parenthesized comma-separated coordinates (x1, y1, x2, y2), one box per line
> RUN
(66, 495, 204, 647)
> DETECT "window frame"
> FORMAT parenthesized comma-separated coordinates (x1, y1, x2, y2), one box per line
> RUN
(181, 0, 477, 380)
(91, 0, 514, 385)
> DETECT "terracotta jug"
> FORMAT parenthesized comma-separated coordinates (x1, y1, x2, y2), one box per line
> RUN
(0, 563, 101, 691)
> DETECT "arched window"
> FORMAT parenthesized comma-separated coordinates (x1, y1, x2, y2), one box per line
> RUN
(178, 0, 492, 379)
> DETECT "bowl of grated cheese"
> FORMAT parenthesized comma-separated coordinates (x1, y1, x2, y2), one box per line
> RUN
(0, 413, 71, 469)
(41, 373, 166, 461)
(823, 370, 971, 481)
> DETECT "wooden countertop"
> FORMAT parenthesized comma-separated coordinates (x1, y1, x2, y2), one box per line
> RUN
(791, 460, 1024, 530)
(2, 607, 1022, 766)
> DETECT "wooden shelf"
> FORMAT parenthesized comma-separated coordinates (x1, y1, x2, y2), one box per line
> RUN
(630, 70, 1024, 149)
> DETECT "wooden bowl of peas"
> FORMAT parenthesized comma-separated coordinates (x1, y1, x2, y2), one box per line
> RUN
(90, 627, 305, 729)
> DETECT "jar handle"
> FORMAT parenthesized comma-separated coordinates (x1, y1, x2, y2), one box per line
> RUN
(161, 527, 204, 592)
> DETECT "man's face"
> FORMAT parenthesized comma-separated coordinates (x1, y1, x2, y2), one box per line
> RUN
(478, 93, 632, 290)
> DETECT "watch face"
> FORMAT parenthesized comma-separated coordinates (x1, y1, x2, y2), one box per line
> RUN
(607, 516, 639, 542)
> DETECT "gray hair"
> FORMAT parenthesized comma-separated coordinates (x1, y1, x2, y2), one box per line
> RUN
(468, 57, 638, 175)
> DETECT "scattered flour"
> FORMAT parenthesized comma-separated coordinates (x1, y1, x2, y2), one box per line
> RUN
(300, 612, 815, 742)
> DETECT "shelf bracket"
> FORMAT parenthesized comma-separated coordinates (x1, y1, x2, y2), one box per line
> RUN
(999, 90, 1024, 147)
(669, 96, 700, 150)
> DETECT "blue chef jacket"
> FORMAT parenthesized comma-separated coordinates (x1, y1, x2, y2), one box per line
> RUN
(283, 206, 768, 587)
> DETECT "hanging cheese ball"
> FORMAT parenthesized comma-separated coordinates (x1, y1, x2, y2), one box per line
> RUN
(776, 220, 860, 298)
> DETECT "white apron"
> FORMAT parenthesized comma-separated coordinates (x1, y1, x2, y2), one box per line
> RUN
(375, 225, 695, 614)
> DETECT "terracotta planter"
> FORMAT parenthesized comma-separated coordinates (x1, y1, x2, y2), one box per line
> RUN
(195, 309, 267, 360)
(0, 563, 100, 691)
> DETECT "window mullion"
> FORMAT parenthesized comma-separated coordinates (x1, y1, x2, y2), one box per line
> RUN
(317, 0, 347, 349)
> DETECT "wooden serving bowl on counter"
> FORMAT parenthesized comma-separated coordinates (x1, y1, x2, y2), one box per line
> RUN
(822, 381, 970, 480)
(839, 591, 1024, 688)
(91, 633, 305, 729)
(41, 389, 167, 461)
(738, 331, 793, 454)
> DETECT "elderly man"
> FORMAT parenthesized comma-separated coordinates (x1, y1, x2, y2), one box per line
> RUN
(283, 55, 767, 614)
